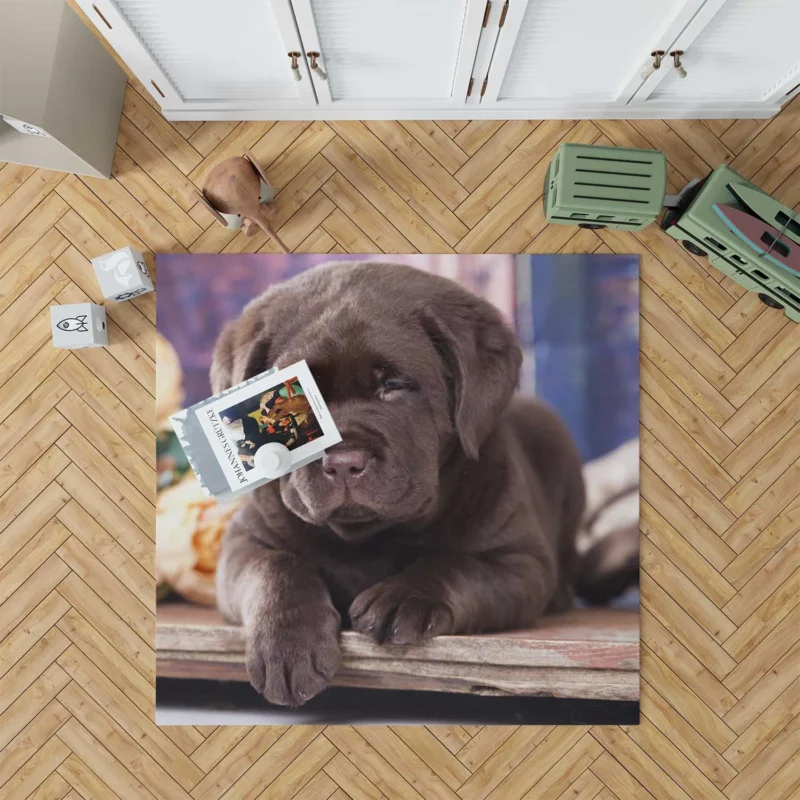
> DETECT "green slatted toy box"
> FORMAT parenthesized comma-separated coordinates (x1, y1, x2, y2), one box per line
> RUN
(544, 143, 667, 231)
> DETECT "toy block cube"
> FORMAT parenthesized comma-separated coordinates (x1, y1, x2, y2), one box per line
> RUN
(51, 303, 107, 349)
(91, 246, 154, 302)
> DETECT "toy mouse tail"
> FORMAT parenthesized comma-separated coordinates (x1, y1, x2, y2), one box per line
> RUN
(255, 214, 289, 254)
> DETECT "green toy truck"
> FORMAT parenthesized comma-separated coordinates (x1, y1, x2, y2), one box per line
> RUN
(544, 143, 800, 322)
(659, 166, 800, 322)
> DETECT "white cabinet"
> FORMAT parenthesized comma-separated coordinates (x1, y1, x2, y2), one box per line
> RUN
(631, 0, 800, 109)
(477, 0, 706, 108)
(80, 0, 316, 111)
(290, 0, 485, 108)
(77, 0, 800, 120)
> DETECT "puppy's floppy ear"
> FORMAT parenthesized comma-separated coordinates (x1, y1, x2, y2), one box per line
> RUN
(421, 294, 521, 459)
(210, 315, 273, 395)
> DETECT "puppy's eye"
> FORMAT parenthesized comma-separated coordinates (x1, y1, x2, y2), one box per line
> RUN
(383, 378, 413, 392)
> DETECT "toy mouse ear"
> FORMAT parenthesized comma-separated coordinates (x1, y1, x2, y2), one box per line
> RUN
(243, 148, 273, 190)
(196, 190, 229, 228)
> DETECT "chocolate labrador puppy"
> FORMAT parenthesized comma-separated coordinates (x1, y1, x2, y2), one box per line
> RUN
(212, 262, 585, 707)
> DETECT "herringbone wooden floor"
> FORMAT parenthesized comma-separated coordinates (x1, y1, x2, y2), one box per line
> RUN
(2, 67, 800, 798)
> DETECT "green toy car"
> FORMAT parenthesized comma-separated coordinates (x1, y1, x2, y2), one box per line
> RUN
(660, 165, 800, 322)
(543, 142, 800, 322)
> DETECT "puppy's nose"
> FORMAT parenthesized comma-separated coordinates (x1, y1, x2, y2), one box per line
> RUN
(322, 449, 369, 480)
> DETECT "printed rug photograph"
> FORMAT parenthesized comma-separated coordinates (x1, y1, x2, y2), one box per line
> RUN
(155, 253, 640, 726)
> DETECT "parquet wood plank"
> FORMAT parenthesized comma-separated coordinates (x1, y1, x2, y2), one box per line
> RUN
(400, 121, 470, 174)
(0, 695, 71, 788)
(640, 681, 737, 789)
(453, 121, 539, 192)
(723, 555, 800, 646)
(454, 121, 506, 155)
(56, 717, 157, 800)
(56, 572, 153, 680)
(641, 501, 736, 608)
(188, 726, 289, 800)
(640, 646, 736, 752)
(640, 357, 736, 463)
(2, 60, 800, 800)
(116, 116, 201, 212)
(0, 591, 69, 682)
(55, 464, 155, 575)
(724, 647, 800, 734)
(0, 733, 70, 799)
(0, 555, 71, 642)
(0, 162, 36, 206)
(721, 349, 800, 444)
(58, 752, 121, 800)
(364, 120, 469, 210)
(641, 608, 737, 717)
(323, 132, 456, 251)
(265, 121, 336, 191)
(322, 752, 384, 800)
(0, 228, 69, 315)
(0, 192, 69, 278)
(111, 147, 203, 248)
(457, 727, 552, 800)
(258, 734, 337, 800)
(56, 426, 153, 535)
(122, 85, 202, 175)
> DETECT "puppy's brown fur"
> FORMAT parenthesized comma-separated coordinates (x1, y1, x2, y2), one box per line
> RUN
(212, 262, 585, 706)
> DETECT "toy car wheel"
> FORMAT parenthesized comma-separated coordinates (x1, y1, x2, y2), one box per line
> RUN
(578, 223, 606, 229)
(682, 240, 707, 257)
(758, 293, 784, 310)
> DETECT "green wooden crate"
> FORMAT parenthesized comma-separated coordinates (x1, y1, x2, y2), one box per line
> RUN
(661, 165, 800, 323)
(544, 143, 667, 231)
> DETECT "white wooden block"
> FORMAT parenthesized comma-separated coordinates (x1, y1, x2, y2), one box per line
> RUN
(51, 303, 108, 349)
(91, 246, 154, 302)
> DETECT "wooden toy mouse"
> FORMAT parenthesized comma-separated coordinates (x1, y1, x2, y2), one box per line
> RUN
(198, 148, 289, 253)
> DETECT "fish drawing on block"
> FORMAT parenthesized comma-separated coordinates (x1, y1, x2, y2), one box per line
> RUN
(57, 315, 89, 333)
(727, 183, 800, 246)
(713, 204, 800, 276)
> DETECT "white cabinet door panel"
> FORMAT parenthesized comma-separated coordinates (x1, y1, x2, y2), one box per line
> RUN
(482, 0, 706, 109)
(292, 0, 485, 106)
(76, 0, 315, 110)
(646, 0, 800, 104)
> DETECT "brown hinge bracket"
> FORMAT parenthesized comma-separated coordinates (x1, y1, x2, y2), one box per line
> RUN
(467, 77, 474, 97)
(482, 0, 492, 27)
(499, 1, 509, 27)
(480, 77, 488, 97)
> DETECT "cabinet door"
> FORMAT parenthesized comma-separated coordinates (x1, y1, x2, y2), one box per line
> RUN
(480, 0, 706, 111)
(76, 0, 316, 112)
(634, 0, 800, 107)
(290, 0, 486, 108)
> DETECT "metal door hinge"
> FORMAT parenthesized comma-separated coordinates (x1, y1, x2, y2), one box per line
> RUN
(499, 1, 509, 27)
(482, 0, 491, 27)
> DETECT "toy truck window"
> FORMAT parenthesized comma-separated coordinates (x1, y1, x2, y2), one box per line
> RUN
(777, 287, 800, 305)
(760, 233, 791, 259)
(776, 212, 800, 239)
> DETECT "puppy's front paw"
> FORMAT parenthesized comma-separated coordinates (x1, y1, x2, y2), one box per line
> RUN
(349, 579, 454, 645)
(246, 605, 341, 707)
